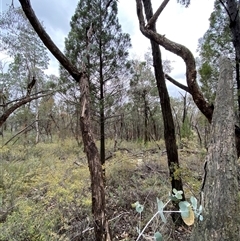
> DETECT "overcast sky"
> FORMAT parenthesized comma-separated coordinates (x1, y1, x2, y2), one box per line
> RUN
(1, 0, 214, 96)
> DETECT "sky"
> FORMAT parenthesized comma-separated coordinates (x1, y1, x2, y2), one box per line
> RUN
(1, 0, 215, 96)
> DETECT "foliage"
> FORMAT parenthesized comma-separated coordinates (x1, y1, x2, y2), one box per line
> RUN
(197, 0, 232, 103)
(177, 0, 191, 7)
(60, 0, 132, 162)
(133, 189, 203, 240)
(180, 116, 193, 139)
(127, 56, 160, 143)
(0, 7, 50, 97)
(0, 137, 204, 240)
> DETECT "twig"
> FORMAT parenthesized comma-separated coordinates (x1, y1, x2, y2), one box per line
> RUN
(146, 0, 170, 28)
(2, 121, 36, 147)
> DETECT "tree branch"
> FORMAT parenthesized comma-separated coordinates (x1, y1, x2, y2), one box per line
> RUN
(2, 120, 36, 146)
(0, 93, 49, 128)
(146, 0, 170, 28)
(0, 90, 52, 107)
(136, 0, 146, 27)
(18, 0, 82, 82)
(165, 73, 189, 92)
(135, 0, 213, 122)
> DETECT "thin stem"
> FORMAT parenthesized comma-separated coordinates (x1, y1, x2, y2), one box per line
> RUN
(136, 199, 171, 241)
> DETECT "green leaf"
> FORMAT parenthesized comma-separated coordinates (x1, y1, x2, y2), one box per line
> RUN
(179, 201, 190, 218)
(190, 196, 197, 210)
(134, 201, 144, 214)
(173, 188, 177, 194)
(156, 198, 164, 211)
(154, 231, 163, 241)
(172, 189, 183, 200)
(156, 198, 166, 223)
(131, 201, 139, 208)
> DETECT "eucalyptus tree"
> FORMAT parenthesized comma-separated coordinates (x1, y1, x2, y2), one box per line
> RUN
(61, 0, 131, 165)
(136, 1, 186, 225)
(19, 0, 117, 239)
(0, 7, 52, 141)
(128, 57, 159, 143)
(197, 0, 233, 104)
(135, 0, 240, 239)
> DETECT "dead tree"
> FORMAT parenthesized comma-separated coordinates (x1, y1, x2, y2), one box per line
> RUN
(191, 57, 240, 241)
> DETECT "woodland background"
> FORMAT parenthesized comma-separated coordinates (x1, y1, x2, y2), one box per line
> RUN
(0, 0, 239, 240)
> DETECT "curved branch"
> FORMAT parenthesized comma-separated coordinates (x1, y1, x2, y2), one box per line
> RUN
(0, 90, 52, 107)
(0, 93, 49, 128)
(165, 73, 189, 92)
(18, 0, 82, 82)
(136, 0, 213, 122)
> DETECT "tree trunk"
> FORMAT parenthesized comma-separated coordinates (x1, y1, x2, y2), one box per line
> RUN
(80, 72, 111, 241)
(142, 0, 185, 205)
(143, 89, 149, 144)
(18, 2, 111, 240)
(191, 57, 240, 241)
(226, 0, 240, 120)
(99, 49, 105, 166)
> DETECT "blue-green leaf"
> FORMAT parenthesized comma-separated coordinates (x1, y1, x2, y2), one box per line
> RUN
(179, 201, 190, 218)
(154, 231, 163, 241)
(172, 189, 183, 200)
(135, 202, 144, 214)
(157, 198, 164, 211)
(190, 196, 197, 210)
(157, 198, 166, 223)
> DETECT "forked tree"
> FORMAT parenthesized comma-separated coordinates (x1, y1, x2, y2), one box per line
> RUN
(135, 0, 240, 239)
(18, 0, 111, 240)
(139, 0, 185, 224)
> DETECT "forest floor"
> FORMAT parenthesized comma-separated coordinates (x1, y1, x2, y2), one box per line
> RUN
(0, 136, 206, 240)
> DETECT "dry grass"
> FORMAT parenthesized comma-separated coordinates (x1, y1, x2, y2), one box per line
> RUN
(0, 138, 204, 241)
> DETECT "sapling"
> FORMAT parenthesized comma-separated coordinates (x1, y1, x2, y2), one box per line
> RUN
(132, 189, 203, 240)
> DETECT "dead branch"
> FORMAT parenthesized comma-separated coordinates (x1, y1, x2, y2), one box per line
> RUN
(0, 93, 51, 128)
(2, 120, 36, 146)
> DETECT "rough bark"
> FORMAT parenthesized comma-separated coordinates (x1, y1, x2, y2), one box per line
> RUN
(228, 0, 240, 120)
(222, 0, 240, 119)
(80, 72, 111, 241)
(191, 57, 240, 241)
(19, 1, 111, 240)
(142, 0, 185, 203)
(99, 39, 106, 166)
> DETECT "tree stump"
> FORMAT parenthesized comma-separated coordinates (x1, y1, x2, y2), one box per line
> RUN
(191, 57, 240, 240)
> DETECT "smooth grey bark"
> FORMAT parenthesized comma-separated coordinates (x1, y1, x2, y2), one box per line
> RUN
(191, 57, 240, 241)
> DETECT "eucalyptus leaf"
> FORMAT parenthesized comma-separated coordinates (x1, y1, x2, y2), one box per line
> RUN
(135, 202, 144, 214)
(190, 196, 197, 210)
(154, 231, 163, 241)
(156, 198, 164, 211)
(179, 201, 190, 218)
(157, 198, 166, 223)
(172, 189, 183, 200)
